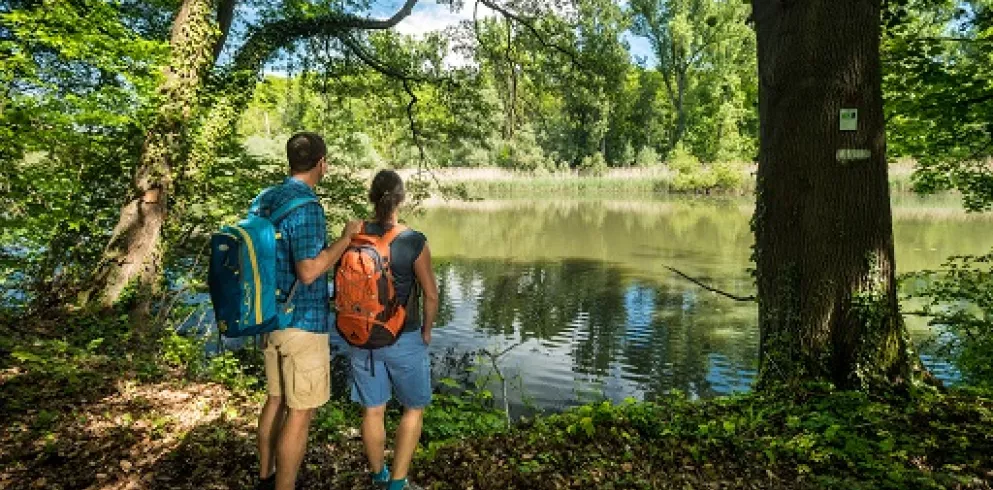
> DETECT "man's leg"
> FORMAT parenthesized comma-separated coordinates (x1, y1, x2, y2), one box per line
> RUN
(271, 329, 330, 490)
(260, 334, 284, 484)
(275, 407, 315, 490)
(258, 395, 286, 479)
(361, 405, 388, 474)
(390, 407, 424, 481)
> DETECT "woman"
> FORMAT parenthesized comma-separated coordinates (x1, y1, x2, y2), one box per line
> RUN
(348, 170, 439, 490)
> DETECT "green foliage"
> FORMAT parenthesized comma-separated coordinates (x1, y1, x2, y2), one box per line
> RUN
(422, 385, 507, 445)
(667, 143, 701, 174)
(664, 145, 745, 193)
(668, 143, 713, 191)
(883, 0, 993, 211)
(158, 329, 264, 392)
(671, 168, 718, 192)
(0, 307, 166, 413)
(634, 146, 662, 168)
(617, 142, 636, 167)
(630, 0, 758, 160)
(495, 126, 552, 172)
(0, 0, 167, 302)
(712, 161, 745, 191)
(160, 331, 207, 378)
(207, 351, 262, 393)
(421, 386, 993, 489)
(904, 252, 993, 388)
(578, 152, 608, 177)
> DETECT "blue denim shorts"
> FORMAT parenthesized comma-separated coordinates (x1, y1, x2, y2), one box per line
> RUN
(349, 330, 432, 409)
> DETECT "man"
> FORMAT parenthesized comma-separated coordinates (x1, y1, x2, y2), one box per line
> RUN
(255, 132, 361, 490)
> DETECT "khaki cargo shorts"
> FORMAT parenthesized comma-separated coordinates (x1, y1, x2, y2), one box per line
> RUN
(263, 328, 330, 410)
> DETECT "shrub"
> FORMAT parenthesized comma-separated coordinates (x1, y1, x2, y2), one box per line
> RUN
(904, 253, 993, 388)
(617, 142, 636, 167)
(712, 161, 744, 191)
(578, 152, 608, 177)
(160, 331, 206, 378)
(454, 144, 494, 168)
(671, 168, 717, 192)
(495, 126, 549, 172)
(667, 143, 701, 174)
(634, 146, 661, 168)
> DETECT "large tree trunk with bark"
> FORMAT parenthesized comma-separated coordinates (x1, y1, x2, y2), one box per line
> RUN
(751, 0, 917, 389)
(86, 0, 220, 307)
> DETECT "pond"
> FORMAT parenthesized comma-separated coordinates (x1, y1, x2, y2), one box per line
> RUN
(388, 193, 993, 413)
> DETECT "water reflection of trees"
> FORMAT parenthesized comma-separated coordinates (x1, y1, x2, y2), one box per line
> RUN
(434, 258, 759, 402)
(413, 199, 993, 405)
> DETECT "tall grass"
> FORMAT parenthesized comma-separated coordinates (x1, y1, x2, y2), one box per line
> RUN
(414, 162, 925, 200)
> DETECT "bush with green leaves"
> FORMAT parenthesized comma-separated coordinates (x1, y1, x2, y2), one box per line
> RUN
(451, 142, 495, 168)
(160, 331, 208, 378)
(420, 384, 993, 489)
(667, 143, 702, 174)
(712, 161, 744, 191)
(671, 168, 718, 192)
(617, 142, 636, 167)
(578, 152, 608, 177)
(495, 126, 551, 172)
(903, 252, 993, 388)
(634, 146, 661, 168)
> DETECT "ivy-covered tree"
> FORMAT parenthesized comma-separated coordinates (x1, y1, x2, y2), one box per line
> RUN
(751, 0, 920, 389)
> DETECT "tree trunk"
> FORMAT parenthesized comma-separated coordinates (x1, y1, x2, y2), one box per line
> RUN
(668, 70, 688, 152)
(751, 0, 917, 389)
(87, 0, 220, 307)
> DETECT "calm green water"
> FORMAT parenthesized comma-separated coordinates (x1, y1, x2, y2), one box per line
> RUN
(400, 194, 993, 411)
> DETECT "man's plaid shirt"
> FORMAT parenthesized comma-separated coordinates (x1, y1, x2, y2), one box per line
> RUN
(255, 177, 329, 333)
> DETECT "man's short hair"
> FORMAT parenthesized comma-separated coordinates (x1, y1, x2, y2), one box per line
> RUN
(286, 132, 327, 173)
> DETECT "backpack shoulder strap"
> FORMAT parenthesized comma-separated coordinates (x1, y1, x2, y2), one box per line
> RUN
(379, 224, 408, 246)
(248, 187, 277, 217)
(372, 224, 408, 261)
(269, 197, 320, 225)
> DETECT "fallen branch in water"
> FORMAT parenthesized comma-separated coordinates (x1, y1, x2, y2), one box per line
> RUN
(663, 265, 756, 302)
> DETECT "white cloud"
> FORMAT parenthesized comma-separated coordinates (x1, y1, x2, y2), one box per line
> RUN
(395, 2, 496, 38)
(392, 2, 497, 67)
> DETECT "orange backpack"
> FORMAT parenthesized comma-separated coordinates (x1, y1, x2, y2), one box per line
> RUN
(334, 223, 408, 349)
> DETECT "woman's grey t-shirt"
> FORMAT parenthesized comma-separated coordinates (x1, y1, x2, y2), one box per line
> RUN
(363, 221, 427, 332)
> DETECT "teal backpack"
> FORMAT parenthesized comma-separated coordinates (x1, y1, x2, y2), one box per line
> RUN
(207, 189, 318, 338)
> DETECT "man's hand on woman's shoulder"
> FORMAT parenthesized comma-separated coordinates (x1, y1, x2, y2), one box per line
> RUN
(340, 220, 363, 238)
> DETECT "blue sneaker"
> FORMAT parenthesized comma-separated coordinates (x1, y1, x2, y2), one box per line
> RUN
(387, 479, 423, 490)
(371, 466, 390, 490)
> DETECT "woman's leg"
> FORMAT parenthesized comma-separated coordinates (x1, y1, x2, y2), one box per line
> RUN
(390, 407, 424, 480)
(361, 405, 388, 474)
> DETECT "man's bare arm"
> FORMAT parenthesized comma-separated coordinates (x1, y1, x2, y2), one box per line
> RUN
(294, 220, 363, 285)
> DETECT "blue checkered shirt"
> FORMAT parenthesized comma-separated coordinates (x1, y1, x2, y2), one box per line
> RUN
(254, 177, 329, 333)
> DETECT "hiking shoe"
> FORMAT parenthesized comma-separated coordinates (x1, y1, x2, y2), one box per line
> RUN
(384, 480, 424, 490)
(254, 475, 275, 490)
(371, 466, 390, 490)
